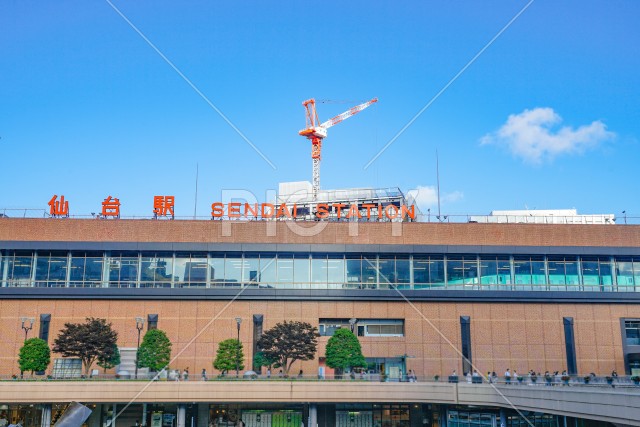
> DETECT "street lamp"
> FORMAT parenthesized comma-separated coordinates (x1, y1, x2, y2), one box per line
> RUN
(235, 317, 242, 378)
(134, 317, 145, 379)
(20, 317, 35, 342)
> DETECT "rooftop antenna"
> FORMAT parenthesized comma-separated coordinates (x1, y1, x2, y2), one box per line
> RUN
(436, 149, 444, 221)
(193, 163, 199, 219)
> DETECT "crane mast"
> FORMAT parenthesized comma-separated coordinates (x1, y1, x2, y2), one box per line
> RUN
(298, 98, 377, 201)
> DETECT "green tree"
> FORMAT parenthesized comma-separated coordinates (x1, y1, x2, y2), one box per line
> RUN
(213, 338, 244, 376)
(325, 328, 366, 377)
(257, 321, 319, 376)
(253, 351, 278, 371)
(18, 338, 51, 376)
(97, 345, 121, 373)
(137, 329, 172, 372)
(53, 317, 118, 375)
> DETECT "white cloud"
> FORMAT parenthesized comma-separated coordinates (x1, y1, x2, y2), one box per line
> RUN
(481, 107, 615, 163)
(407, 185, 463, 211)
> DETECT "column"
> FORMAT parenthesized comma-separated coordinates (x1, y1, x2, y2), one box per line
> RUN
(177, 405, 186, 427)
(40, 404, 52, 427)
(197, 404, 209, 427)
(87, 404, 101, 427)
(499, 409, 506, 427)
(308, 404, 317, 427)
(142, 404, 148, 427)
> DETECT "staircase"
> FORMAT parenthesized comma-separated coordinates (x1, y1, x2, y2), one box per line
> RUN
(116, 347, 149, 379)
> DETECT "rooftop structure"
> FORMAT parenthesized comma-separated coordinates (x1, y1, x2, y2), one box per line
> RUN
(468, 208, 616, 225)
(276, 181, 420, 222)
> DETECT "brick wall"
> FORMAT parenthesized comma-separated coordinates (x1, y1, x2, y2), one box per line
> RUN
(1, 299, 634, 378)
(1, 218, 639, 247)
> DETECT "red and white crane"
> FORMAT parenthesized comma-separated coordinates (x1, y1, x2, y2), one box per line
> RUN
(299, 98, 378, 201)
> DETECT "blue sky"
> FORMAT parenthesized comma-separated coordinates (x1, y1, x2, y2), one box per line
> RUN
(1, 1, 639, 219)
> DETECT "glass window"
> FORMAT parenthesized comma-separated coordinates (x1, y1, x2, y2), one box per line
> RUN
(243, 253, 260, 285)
(378, 255, 395, 289)
(361, 254, 377, 289)
(479, 256, 498, 286)
(141, 252, 173, 288)
(429, 256, 445, 286)
(413, 255, 444, 289)
(625, 320, 640, 346)
(327, 254, 345, 289)
(616, 257, 635, 289)
(311, 253, 328, 288)
(513, 256, 532, 285)
(108, 252, 139, 288)
(395, 256, 410, 288)
(69, 252, 103, 287)
(447, 255, 478, 287)
(293, 253, 310, 288)
(345, 255, 362, 289)
(581, 257, 600, 287)
(564, 256, 579, 287)
(547, 256, 566, 287)
(276, 253, 294, 287)
(598, 257, 613, 289)
(209, 254, 225, 287)
(260, 253, 277, 287)
(224, 253, 243, 287)
(185, 254, 208, 287)
(530, 256, 546, 285)
(35, 251, 68, 287)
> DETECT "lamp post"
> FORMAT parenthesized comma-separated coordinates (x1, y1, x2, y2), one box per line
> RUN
(20, 317, 35, 342)
(235, 317, 242, 378)
(134, 316, 145, 379)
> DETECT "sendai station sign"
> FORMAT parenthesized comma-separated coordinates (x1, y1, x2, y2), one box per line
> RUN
(46, 196, 416, 221)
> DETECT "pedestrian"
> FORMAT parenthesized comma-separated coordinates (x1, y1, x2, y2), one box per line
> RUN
(504, 368, 511, 384)
(487, 372, 492, 383)
(298, 369, 304, 379)
(201, 368, 207, 381)
(266, 368, 271, 379)
(182, 367, 189, 381)
(465, 372, 472, 383)
(278, 369, 284, 378)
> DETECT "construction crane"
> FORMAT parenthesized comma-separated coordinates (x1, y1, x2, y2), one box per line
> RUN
(298, 97, 378, 201)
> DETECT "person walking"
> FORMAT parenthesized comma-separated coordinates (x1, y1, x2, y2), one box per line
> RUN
(266, 368, 271, 379)
(504, 368, 511, 384)
(201, 368, 207, 381)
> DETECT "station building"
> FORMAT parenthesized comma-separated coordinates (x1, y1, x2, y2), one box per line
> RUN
(1, 206, 640, 427)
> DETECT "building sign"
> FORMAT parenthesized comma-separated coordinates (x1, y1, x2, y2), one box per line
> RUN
(210, 202, 415, 220)
(48, 195, 69, 217)
(45, 195, 415, 221)
(153, 196, 175, 219)
(101, 196, 120, 218)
